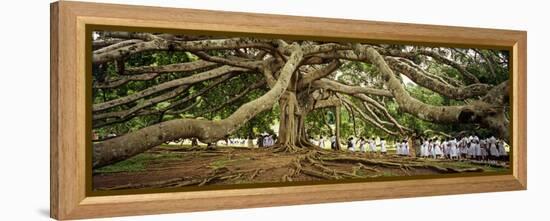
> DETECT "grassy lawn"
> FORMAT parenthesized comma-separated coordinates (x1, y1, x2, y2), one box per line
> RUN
(208, 156, 252, 170)
(94, 152, 183, 173)
(420, 159, 509, 173)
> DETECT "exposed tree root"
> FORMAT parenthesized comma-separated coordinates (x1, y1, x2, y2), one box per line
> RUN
(469, 160, 509, 168)
(277, 148, 486, 181)
(95, 146, 497, 191)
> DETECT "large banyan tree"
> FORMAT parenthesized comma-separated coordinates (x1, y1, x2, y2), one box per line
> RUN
(91, 31, 510, 168)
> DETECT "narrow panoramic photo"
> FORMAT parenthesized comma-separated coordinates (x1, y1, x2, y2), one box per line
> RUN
(90, 30, 511, 191)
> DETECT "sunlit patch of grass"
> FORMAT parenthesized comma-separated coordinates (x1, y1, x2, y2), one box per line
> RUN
(423, 160, 509, 173)
(208, 156, 251, 170)
(381, 171, 398, 177)
(94, 152, 182, 173)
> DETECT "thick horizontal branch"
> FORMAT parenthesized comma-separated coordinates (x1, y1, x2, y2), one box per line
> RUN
(94, 73, 159, 89)
(102, 31, 160, 41)
(297, 60, 341, 89)
(94, 60, 221, 89)
(192, 51, 263, 70)
(93, 38, 275, 64)
(93, 66, 247, 112)
(124, 60, 218, 75)
(93, 39, 144, 55)
(93, 38, 124, 48)
(313, 97, 341, 110)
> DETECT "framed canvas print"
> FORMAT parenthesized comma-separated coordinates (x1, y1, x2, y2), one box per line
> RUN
(50, 1, 527, 220)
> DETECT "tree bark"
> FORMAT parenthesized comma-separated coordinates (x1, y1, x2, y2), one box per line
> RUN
(277, 91, 299, 147)
(335, 105, 341, 150)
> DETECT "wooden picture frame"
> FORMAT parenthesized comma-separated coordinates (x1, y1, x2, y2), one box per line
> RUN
(50, 1, 527, 220)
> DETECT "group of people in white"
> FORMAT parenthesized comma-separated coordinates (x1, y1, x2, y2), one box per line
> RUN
(312, 134, 508, 162)
(419, 135, 508, 161)
(345, 137, 390, 154)
(174, 132, 509, 163)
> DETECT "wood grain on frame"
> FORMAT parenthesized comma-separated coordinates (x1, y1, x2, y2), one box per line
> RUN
(50, 1, 527, 220)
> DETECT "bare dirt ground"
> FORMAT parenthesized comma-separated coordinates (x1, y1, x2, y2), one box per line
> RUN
(93, 145, 509, 191)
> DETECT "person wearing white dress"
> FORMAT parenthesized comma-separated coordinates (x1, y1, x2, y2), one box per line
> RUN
(380, 138, 387, 155)
(318, 136, 325, 149)
(420, 139, 428, 158)
(401, 140, 409, 156)
(433, 139, 443, 159)
(263, 135, 269, 147)
(460, 137, 468, 159)
(396, 141, 402, 156)
(347, 137, 355, 152)
(369, 137, 377, 153)
(357, 137, 366, 153)
(488, 136, 499, 160)
(449, 138, 458, 160)
(475, 140, 482, 160)
(431, 140, 438, 159)
(468, 140, 476, 159)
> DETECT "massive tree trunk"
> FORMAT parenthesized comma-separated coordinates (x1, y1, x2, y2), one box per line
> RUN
(276, 92, 316, 150)
(277, 91, 299, 148)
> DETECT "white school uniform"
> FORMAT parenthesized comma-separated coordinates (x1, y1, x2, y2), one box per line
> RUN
(488, 136, 499, 157)
(475, 143, 482, 156)
(468, 142, 476, 157)
(396, 143, 402, 155)
(359, 140, 366, 152)
(431, 143, 437, 158)
(318, 138, 325, 148)
(348, 140, 355, 152)
(402, 142, 409, 156)
(369, 140, 376, 152)
(449, 139, 458, 157)
(380, 140, 387, 153)
(420, 142, 428, 157)
(434, 141, 443, 156)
